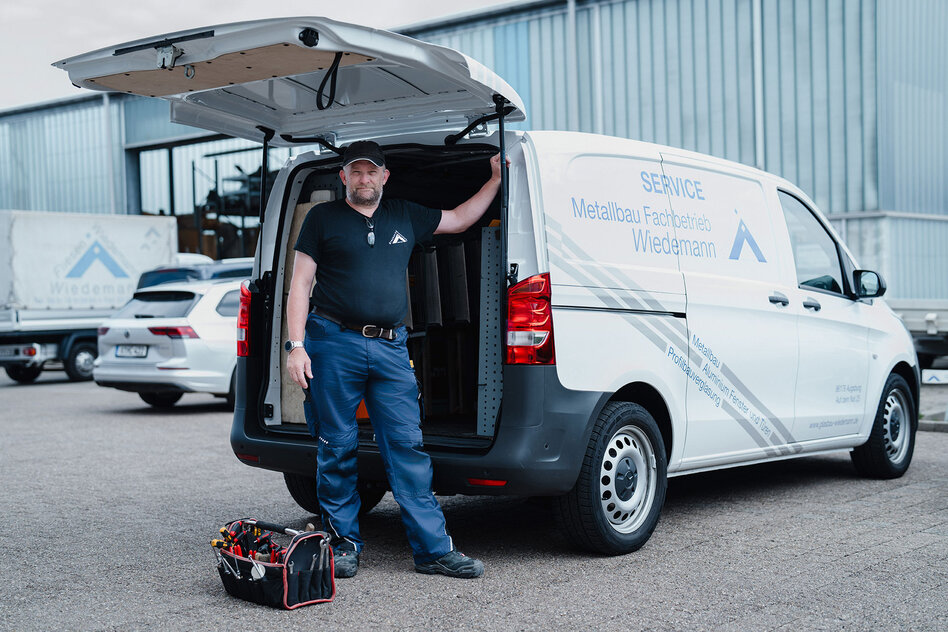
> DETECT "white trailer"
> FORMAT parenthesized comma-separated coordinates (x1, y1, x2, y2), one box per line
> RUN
(830, 212, 948, 370)
(886, 299, 948, 369)
(0, 210, 177, 382)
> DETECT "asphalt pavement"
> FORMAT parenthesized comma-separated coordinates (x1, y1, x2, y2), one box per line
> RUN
(1, 371, 946, 631)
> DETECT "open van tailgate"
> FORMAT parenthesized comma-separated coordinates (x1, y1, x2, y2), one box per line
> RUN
(54, 16, 525, 144)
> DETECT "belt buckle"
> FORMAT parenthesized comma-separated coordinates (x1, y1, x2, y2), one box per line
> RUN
(362, 325, 381, 338)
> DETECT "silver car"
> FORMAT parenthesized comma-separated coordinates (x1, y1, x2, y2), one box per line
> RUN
(94, 280, 242, 408)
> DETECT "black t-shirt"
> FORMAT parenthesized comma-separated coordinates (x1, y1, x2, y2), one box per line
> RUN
(294, 197, 442, 325)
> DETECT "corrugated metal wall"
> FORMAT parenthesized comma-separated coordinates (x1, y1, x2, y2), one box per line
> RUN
(0, 96, 124, 213)
(876, 0, 948, 215)
(413, 0, 946, 299)
(124, 95, 206, 148)
(888, 217, 948, 298)
(1, 0, 945, 278)
(415, 0, 882, 215)
(837, 214, 948, 299)
(761, 0, 877, 215)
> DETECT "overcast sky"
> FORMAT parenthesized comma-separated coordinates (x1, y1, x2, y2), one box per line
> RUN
(0, 0, 516, 111)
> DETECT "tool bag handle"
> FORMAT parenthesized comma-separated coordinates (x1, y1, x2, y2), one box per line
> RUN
(243, 519, 303, 537)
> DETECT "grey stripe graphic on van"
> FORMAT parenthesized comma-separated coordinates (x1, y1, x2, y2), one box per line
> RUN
(546, 216, 676, 315)
(544, 213, 798, 452)
(722, 401, 782, 456)
(596, 289, 690, 353)
(539, 241, 677, 358)
(719, 362, 799, 451)
(620, 314, 681, 359)
(544, 229, 689, 358)
(545, 222, 691, 354)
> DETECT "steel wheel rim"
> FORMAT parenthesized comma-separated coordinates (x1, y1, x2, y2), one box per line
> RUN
(75, 350, 95, 377)
(883, 389, 910, 464)
(599, 425, 658, 534)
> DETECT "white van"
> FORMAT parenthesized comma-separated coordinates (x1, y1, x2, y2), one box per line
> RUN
(57, 17, 920, 554)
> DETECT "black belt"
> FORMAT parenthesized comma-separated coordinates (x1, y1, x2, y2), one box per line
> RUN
(312, 307, 398, 341)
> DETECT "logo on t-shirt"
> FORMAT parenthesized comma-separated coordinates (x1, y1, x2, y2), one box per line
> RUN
(389, 231, 408, 245)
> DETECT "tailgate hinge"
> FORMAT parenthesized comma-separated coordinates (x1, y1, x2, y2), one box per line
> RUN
(465, 116, 490, 139)
(156, 45, 183, 70)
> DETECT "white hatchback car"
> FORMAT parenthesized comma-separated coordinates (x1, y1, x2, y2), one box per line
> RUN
(94, 280, 242, 408)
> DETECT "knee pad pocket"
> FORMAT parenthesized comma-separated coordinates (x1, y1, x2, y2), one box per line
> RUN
(385, 439, 434, 498)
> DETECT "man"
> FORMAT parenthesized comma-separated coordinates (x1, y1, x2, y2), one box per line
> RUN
(285, 140, 504, 579)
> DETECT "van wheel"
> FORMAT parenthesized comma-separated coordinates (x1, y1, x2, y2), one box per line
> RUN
(5, 365, 43, 383)
(64, 343, 97, 381)
(284, 472, 386, 516)
(851, 375, 916, 479)
(139, 392, 183, 407)
(555, 402, 667, 555)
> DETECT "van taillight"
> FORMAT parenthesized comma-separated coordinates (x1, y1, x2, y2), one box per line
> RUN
(506, 272, 555, 365)
(237, 280, 251, 357)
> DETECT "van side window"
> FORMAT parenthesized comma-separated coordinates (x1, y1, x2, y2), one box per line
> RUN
(777, 191, 844, 295)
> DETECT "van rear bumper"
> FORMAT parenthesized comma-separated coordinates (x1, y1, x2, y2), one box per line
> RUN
(231, 364, 605, 497)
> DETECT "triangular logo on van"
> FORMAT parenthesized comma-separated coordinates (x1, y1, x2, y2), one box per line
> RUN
(728, 213, 767, 263)
(389, 231, 408, 245)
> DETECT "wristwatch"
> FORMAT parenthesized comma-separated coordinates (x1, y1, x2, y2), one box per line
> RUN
(285, 340, 304, 351)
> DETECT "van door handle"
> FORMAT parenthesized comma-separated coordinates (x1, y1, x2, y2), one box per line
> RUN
(803, 298, 822, 312)
(768, 292, 789, 306)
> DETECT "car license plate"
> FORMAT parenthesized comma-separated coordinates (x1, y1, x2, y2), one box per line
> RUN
(116, 344, 148, 358)
(0, 348, 15, 357)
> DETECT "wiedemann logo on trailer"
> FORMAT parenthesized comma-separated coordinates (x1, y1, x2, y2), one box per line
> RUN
(66, 241, 128, 278)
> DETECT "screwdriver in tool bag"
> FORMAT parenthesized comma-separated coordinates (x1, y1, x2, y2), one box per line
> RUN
(221, 525, 242, 547)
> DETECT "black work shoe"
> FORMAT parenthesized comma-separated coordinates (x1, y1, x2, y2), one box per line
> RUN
(332, 542, 359, 578)
(414, 550, 484, 578)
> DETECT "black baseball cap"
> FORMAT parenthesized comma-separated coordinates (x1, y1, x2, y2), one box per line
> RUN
(342, 140, 385, 168)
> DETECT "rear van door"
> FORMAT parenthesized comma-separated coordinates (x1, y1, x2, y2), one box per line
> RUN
(659, 154, 801, 466)
(57, 17, 527, 433)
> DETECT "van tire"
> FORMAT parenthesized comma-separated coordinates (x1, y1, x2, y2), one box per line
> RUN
(555, 402, 667, 555)
(5, 365, 43, 383)
(139, 392, 183, 407)
(851, 374, 916, 479)
(284, 472, 386, 517)
(64, 342, 97, 381)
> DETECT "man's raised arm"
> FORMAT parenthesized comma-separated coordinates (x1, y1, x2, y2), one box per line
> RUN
(435, 153, 506, 234)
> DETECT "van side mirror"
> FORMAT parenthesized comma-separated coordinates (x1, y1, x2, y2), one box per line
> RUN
(853, 270, 886, 298)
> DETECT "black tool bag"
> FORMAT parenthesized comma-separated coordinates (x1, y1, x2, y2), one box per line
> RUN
(212, 519, 335, 609)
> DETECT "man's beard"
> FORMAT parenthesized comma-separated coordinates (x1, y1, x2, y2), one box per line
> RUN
(347, 183, 382, 206)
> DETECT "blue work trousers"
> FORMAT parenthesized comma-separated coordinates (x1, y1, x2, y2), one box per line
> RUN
(302, 312, 453, 564)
